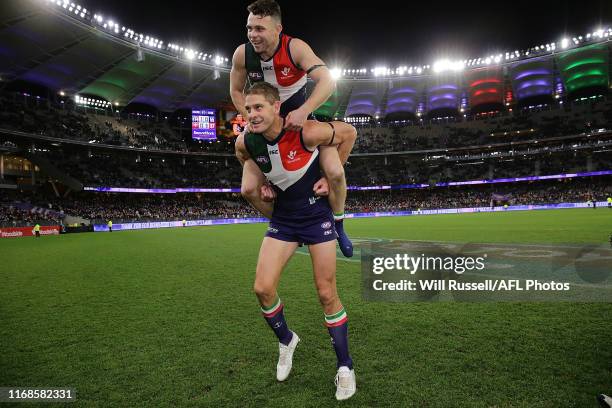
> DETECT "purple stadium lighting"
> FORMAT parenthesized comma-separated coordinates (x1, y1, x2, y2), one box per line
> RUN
(84, 170, 612, 195)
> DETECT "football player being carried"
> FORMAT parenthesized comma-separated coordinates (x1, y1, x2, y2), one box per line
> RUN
(230, 0, 353, 257)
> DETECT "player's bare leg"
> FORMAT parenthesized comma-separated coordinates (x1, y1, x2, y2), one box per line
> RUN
(309, 240, 356, 400)
(318, 146, 353, 257)
(241, 160, 273, 219)
(254, 237, 300, 381)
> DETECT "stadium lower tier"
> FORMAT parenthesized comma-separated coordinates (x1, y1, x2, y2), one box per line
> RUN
(1, 177, 609, 227)
(2, 145, 610, 190)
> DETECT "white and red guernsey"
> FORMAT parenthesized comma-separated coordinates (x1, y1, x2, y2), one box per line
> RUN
(244, 127, 330, 216)
(245, 33, 308, 116)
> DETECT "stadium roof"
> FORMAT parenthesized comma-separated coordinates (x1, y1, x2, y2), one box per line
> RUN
(1, 0, 610, 117)
(0, 0, 230, 111)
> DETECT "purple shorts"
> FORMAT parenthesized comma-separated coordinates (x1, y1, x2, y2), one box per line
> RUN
(265, 211, 337, 245)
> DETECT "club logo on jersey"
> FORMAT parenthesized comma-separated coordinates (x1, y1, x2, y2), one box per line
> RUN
(256, 156, 270, 165)
(281, 67, 291, 77)
(249, 72, 263, 81)
(267, 226, 279, 233)
(321, 221, 332, 229)
(287, 150, 297, 160)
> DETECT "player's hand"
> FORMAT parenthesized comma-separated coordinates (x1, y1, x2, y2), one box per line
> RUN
(260, 183, 276, 202)
(284, 108, 309, 131)
(313, 177, 329, 197)
(242, 121, 253, 134)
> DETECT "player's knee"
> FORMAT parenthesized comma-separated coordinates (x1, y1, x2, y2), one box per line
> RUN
(325, 163, 345, 185)
(316, 286, 337, 307)
(241, 183, 257, 200)
(253, 280, 275, 301)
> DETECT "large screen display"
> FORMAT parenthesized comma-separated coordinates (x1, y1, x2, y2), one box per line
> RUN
(192, 109, 217, 140)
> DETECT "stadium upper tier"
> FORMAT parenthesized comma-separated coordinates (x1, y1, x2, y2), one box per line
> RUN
(1, 0, 611, 114)
(1, 141, 610, 190)
(1, 91, 611, 155)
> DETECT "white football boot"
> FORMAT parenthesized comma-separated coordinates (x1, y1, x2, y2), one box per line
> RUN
(599, 394, 612, 408)
(334, 366, 356, 400)
(276, 332, 300, 381)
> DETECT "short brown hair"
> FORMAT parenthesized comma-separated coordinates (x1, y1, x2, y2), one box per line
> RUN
(245, 82, 280, 105)
(247, 0, 282, 22)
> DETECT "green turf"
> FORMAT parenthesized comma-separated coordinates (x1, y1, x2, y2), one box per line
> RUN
(1, 209, 612, 407)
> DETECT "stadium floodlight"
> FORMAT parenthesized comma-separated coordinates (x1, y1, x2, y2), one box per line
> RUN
(373, 67, 387, 77)
(330, 68, 342, 79)
(433, 59, 465, 74)
(186, 50, 195, 60)
(59, 91, 65, 96)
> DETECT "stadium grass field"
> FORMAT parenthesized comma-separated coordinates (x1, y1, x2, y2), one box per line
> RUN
(2, 208, 612, 407)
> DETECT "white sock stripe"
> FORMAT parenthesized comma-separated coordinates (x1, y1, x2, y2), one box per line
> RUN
(261, 298, 282, 314)
(325, 310, 347, 324)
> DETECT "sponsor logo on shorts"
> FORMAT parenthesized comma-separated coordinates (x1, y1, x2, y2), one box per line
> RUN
(324, 230, 333, 236)
(267, 226, 279, 233)
(309, 196, 321, 205)
(273, 321, 283, 328)
(321, 221, 332, 229)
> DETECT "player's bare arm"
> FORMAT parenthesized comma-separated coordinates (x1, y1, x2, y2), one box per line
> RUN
(230, 45, 249, 119)
(235, 133, 274, 219)
(284, 38, 335, 130)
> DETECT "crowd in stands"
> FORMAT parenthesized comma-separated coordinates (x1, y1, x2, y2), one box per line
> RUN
(352, 98, 612, 153)
(0, 93, 234, 153)
(33, 149, 239, 188)
(345, 178, 609, 213)
(0, 204, 63, 227)
(16, 142, 609, 189)
(348, 151, 612, 186)
(0, 192, 64, 227)
(2, 91, 611, 156)
(2, 177, 609, 227)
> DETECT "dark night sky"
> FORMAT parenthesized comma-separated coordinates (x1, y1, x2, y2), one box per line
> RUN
(91, 0, 611, 67)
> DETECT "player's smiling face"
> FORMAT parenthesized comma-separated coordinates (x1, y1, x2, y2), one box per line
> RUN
(245, 94, 280, 134)
(246, 14, 282, 56)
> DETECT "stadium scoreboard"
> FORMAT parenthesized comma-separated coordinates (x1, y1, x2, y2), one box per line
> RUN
(192, 109, 217, 140)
